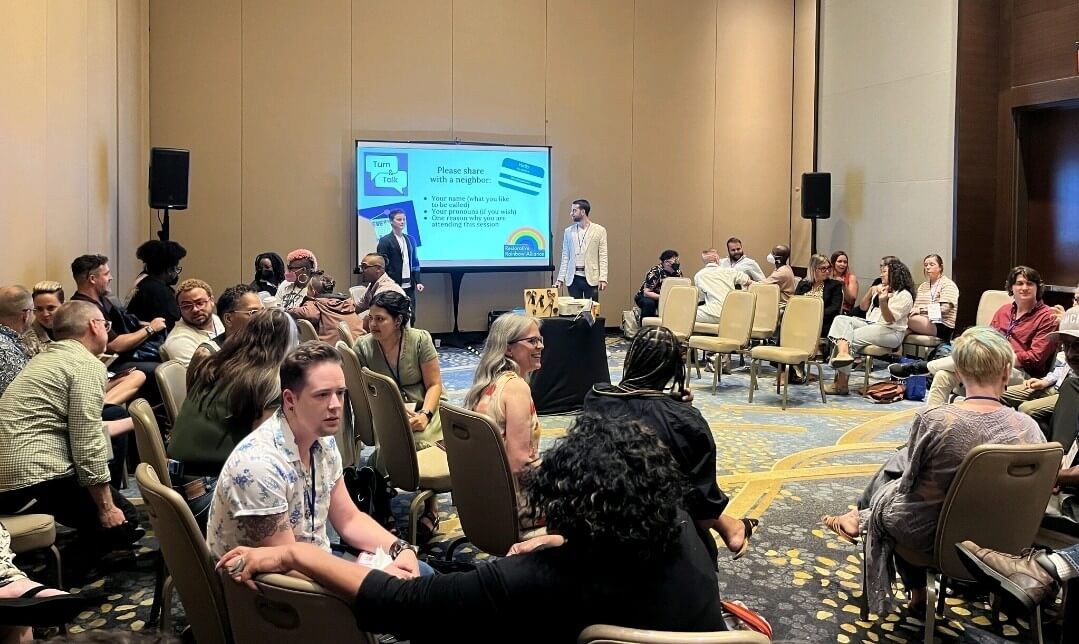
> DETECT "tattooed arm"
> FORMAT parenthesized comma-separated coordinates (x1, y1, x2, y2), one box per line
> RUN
(237, 512, 296, 548)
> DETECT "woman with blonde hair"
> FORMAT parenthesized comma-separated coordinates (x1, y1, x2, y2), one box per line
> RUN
(822, 326, 1045, 615)
(464, 313, 543, 478)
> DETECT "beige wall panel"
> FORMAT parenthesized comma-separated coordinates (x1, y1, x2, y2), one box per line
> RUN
(351, 1, 453, 327)
(440, 0, 547, 332)
(241, 0, 352, 294)
(117, 0, 152, 286)
(86, 0, 119, 264)
(546, 0, 634, 315)
(631, 0, 717, 285)
(0, 1, 47, 286)
(45, 0, 92, 289)
(150, 0, 242, 293)
(790, 0, 816, 265)
(713, 0, 794, 267)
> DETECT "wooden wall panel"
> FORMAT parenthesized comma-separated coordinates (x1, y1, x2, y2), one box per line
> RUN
(149, 0, 242, 293)
(714, 0, 795, 266)
(545, 0, 634, 317)
(631, 0, 717, 284)
(86, 0, 119, 263)
(117, 0, 152, 286)
(447, 0, 547, 332)
(1010, 0, 1079, 87)
(0, 1, 47, 287)
(241, 0, 352, 294)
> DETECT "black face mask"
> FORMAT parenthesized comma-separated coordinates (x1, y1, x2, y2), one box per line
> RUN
(670, 262, 681, 273)
(260, 268, 275, 281)
(167, 272, 180, 286)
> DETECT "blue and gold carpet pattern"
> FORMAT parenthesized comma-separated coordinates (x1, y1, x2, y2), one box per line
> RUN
(24, 335, 1051, 642)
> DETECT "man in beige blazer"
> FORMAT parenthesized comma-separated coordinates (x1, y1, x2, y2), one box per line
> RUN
(554, 199, 608, 300)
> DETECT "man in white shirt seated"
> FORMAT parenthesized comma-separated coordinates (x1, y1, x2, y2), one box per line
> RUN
(206, 342, 429, 577)
(694, 249, 751, 324)
(717, 237, 765, 282)
(161, 279, 224, 366)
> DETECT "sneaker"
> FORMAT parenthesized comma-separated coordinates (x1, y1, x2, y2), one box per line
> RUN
(888, 360, 929, 379)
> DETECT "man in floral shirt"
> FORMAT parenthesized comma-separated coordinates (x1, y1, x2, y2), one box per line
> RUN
(634, 250, 682, 319)
(0, 286, 33, 398)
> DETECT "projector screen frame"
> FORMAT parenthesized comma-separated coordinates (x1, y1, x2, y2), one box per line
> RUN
(354, 139, 555, 275)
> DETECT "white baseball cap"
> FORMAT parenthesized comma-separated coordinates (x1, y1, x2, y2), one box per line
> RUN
(1051, 306, 1079, 340)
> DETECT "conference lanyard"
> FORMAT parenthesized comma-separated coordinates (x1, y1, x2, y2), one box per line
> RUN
(304, 445, 317, 533)
(376, 331, 406, 390)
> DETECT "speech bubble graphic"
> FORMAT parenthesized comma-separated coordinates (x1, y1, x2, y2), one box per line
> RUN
(373, 171, 408, 194)
(365, 155, 399, 175)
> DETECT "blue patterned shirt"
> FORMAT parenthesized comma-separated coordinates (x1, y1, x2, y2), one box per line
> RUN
(0, 324, 30, 399)
(207, 412, 341, 559)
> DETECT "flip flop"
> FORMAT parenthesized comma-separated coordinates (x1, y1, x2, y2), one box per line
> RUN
(821, 514, 861, 545)
(0, 585, 87, 627)
(731, 518, 759, 561)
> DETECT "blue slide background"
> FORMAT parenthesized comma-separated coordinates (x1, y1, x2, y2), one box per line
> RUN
(356, 142, 552, 270)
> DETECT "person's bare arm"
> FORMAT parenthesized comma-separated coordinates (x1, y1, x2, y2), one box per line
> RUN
(237, 512, 296, 548)
(409, 357, 443, 432)
(107, 317, 166, 353)
(220, 543, 371, 596)
(501, 377, 537, 476)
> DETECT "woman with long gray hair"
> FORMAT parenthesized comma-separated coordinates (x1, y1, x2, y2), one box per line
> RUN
(463, 313, 543, 478)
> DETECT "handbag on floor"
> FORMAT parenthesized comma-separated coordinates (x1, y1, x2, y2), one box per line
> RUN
(863, 381, 905, 404)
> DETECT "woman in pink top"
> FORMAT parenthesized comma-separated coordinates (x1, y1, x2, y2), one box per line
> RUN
(463, 314, 543, 479)
(830, 250, 860, 314)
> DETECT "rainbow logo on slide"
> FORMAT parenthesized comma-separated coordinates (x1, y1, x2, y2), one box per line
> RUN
(504, 227, 546, 258)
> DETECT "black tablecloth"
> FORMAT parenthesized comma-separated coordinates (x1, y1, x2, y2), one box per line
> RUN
(531, 316, 610, 415)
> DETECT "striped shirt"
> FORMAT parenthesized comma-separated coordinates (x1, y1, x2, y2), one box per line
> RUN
(912, 276, 960, 329)
(0, 339, 110, 491)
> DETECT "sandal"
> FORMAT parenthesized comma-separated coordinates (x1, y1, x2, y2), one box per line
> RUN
(821, 514, 861, 545)
(416, 509, 440, 543)
(0, 585, 87, 627)
(731, 518, 759, 561)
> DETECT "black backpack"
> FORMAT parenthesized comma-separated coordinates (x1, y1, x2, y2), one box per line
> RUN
(343, 466, 398, 535)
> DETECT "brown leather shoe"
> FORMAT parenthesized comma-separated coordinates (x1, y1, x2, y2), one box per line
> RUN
(955, 540, 1059, 611)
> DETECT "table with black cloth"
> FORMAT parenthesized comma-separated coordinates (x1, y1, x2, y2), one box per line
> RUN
(530, 316, 610, 414)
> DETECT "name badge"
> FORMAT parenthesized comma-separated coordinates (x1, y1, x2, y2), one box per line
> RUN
(927, 301, 943, 323)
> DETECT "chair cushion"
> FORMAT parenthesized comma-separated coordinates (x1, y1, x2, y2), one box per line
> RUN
(862, 344, 896, 357)
(750, 327, 774, 339)
(0, 514, 56, 553)
(641, 317, 660, 328)
(417, 447, 452, 492)
(688, 336, 742, 353)
(692, 322, 719, 335)
(750, 346, 810, 364)
(904, 334, 942, 348)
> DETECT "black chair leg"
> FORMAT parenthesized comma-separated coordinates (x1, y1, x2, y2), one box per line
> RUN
(148, 552, 165, 627)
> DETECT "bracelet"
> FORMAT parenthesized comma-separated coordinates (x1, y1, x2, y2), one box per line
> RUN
(388, 538, 416, 560)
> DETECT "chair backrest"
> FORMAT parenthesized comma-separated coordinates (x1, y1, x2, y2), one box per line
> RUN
(337, 342, 376, 447)
(296, 318, 319, 343)
(975, 289, 1011, 327)
(222, 572, 377, 644)
(935, 442, 1063, 580)
(360, 367, 421, 490)
(777, 296, 824, 356)
(748, 282, 781, 334)
(657, 277, 693, 317)
(159, 344, 172, 362)
(660, 285, 699, 338)
(156, 359, 188, 424)
(336, 320, 356, 347)
(129, 398, 171, 488)
(348, 285, 366, 306)
(438, 403, 520, 555)
(716, 290, 757, 346)
(135, 464, 232, 644)
(578, 624, 771, 644)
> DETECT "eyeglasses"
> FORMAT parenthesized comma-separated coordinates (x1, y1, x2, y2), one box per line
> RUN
(229, 308, 262, 317)
(815, 265, 831, 272)
(179, 298, 212, 311)
(360, 263, 381, 270)
(288, 265, 311, 273)
(510, 336, 544, 347)
(91, 318, 112, 332)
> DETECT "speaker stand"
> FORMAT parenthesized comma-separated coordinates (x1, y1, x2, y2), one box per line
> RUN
(810, 218, 818, 256)
(157, 207, 171, 242)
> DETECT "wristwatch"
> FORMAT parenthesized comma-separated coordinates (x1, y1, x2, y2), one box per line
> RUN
(419, 409, 433, 422)
(388, 538, 417, 560)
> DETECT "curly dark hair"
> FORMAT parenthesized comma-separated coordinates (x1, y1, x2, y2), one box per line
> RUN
(136, 239, 187, 275)
(254, 251, 286, 284)
(883, 258, 914, 298)
(370, 291, 412, 328)
(522, 412, 688, 562)
(617, 326, 686, 397)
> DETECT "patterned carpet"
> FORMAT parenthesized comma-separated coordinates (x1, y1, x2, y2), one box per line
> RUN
(21, 333, 1059, 642)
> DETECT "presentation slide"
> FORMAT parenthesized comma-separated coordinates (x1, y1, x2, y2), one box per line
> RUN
(355, 141, 553, 271)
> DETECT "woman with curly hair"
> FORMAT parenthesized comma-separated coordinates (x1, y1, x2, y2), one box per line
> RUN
(825, 257, 915, 395)
(167, 308, 297, 528)
(127, 239, 188, 330)
(216, 413, 728, 642)
(251, 251, 285, 296)
(584, 326, 757, 561)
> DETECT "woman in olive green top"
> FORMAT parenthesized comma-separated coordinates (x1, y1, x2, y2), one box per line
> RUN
(167, 309, 296, 525)
(353, 291, 445, 540)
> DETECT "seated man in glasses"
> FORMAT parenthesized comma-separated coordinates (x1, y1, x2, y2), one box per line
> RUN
(161, 279, 225, 367)
(0, 301, 143, 566)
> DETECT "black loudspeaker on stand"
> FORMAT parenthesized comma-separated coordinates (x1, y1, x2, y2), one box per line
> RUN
(148, 148, 190, 242)
(801, 172, 830, 255)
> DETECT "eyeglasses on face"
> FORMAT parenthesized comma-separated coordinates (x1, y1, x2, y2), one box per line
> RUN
(179, 298, 212, 311)
(816, 265, 831, 272)
(229, 308, 262, 316)
(91, 318, 112, 332)
(288, 265, 311, 273)
(510, 336, 544, 347)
